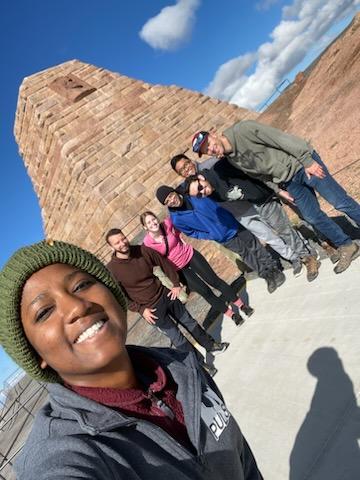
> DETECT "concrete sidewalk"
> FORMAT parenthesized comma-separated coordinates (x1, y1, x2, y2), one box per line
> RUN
(210, 257, 360, 480)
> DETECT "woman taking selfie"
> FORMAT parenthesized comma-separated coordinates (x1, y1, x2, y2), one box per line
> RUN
(0, 240, 263, 479)
(140, 211, 254, 325)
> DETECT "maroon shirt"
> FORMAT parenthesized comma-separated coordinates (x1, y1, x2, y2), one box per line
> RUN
(68, 350, 192, 451)
(107, 245, 180, 314)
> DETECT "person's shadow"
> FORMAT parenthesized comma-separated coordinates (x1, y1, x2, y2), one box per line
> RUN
(289, 347, 360, 479)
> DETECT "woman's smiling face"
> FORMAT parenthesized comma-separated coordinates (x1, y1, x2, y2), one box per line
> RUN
(20, 263, 128, 385)
(144, 214, 160, 233)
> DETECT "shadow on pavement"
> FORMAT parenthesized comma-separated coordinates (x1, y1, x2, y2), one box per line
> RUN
(289, 347, 360, 480)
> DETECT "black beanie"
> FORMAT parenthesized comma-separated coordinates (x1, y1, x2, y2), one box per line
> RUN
(156, 185, 175, 205)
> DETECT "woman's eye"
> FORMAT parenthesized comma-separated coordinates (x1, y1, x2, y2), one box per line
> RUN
(35, 306, 53, 323)
(73, 279, 94, 293)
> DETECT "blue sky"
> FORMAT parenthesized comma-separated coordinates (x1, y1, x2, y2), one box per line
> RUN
(0, 0, 359, 388)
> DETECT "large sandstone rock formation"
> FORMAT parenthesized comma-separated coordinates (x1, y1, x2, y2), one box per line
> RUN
(14, 13, 360, 269)
(14, 61, 256, 274)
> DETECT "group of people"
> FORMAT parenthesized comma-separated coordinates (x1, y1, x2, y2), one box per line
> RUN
(1, 119, 359, 479)
(157, 120, 360, 286)
(105, 226, 243, 377)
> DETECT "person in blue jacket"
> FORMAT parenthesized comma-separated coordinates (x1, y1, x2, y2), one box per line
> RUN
(156, 185, 285, 294)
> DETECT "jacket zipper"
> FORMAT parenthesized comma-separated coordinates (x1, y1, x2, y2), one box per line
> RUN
(138, 388, 207, 469)
(147, 388, 175, 420)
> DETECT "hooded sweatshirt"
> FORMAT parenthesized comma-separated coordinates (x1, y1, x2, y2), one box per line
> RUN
(169, 195, 240, 243)
(14, 346, 263, 480)
(223, 120, 314, 191)
(201, 166, 273, 205)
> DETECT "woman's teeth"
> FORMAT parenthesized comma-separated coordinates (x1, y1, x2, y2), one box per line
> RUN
(75, 320, 105, 344)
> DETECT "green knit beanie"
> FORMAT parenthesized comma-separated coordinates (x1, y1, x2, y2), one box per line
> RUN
(0, 240, 128, 384)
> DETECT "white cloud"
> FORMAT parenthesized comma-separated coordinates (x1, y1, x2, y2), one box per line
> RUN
(205, 53, 257, 99)
(139, 0, 200, 51)
(205, 0, 360, 110)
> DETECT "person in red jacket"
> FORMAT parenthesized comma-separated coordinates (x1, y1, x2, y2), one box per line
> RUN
(106, 228, 228, 376)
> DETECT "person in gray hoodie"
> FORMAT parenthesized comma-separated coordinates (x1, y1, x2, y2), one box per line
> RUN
(191, 122, 360, 274)
(0, 240, 263, 480)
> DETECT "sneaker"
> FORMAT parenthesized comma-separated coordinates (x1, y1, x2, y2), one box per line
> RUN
(203, 363, 218, 377)
(225, 304, 245, 326)
(209, 342, 230, 355)
(232, 313, 245, 326)
(303, 256, 320, 282)
(241, 305, 255, 317)
(291, 258, 303, 277)
(320, 241, 340, 264)
(334, 242, 360, 274)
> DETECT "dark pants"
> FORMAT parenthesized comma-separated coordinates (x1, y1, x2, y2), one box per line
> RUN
(154, 290, 215, 353)
(223, 228, 276, 278)
(179, 249, 238, 314)
(286, 151, 360, 247)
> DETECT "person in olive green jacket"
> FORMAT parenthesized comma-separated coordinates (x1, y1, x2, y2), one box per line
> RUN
(191, 121, 360, 275)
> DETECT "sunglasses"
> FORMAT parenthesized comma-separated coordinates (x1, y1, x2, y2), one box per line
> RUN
(196, 181, 205, 198)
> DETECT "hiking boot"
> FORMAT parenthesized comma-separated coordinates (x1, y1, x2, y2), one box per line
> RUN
(291, 258, 303, 277)
(209, 341, 230, 356)
(203, 363, 218, 377)
(320, 241, 340, 264)
(303, 256, 320, 282)
(334, 242, 360, 274)
(241, 305, 255, 317)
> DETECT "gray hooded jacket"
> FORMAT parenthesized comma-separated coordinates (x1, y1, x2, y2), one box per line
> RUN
(15, 347, 262, 480)
(224, 120, 314, 191)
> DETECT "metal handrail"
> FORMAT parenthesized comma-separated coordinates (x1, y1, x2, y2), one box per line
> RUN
(0, 384, 47, 431)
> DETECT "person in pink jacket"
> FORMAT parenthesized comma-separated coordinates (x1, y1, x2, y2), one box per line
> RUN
(140, 211, 254, 325)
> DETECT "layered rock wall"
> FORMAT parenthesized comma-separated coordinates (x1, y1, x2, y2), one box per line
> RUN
(14, 60, 256, 272)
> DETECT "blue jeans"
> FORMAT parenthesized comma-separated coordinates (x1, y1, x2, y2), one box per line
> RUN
(286, 151, 360, 247)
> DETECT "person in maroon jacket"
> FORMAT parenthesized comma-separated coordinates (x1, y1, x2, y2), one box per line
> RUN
(106, 228, 228, 376)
